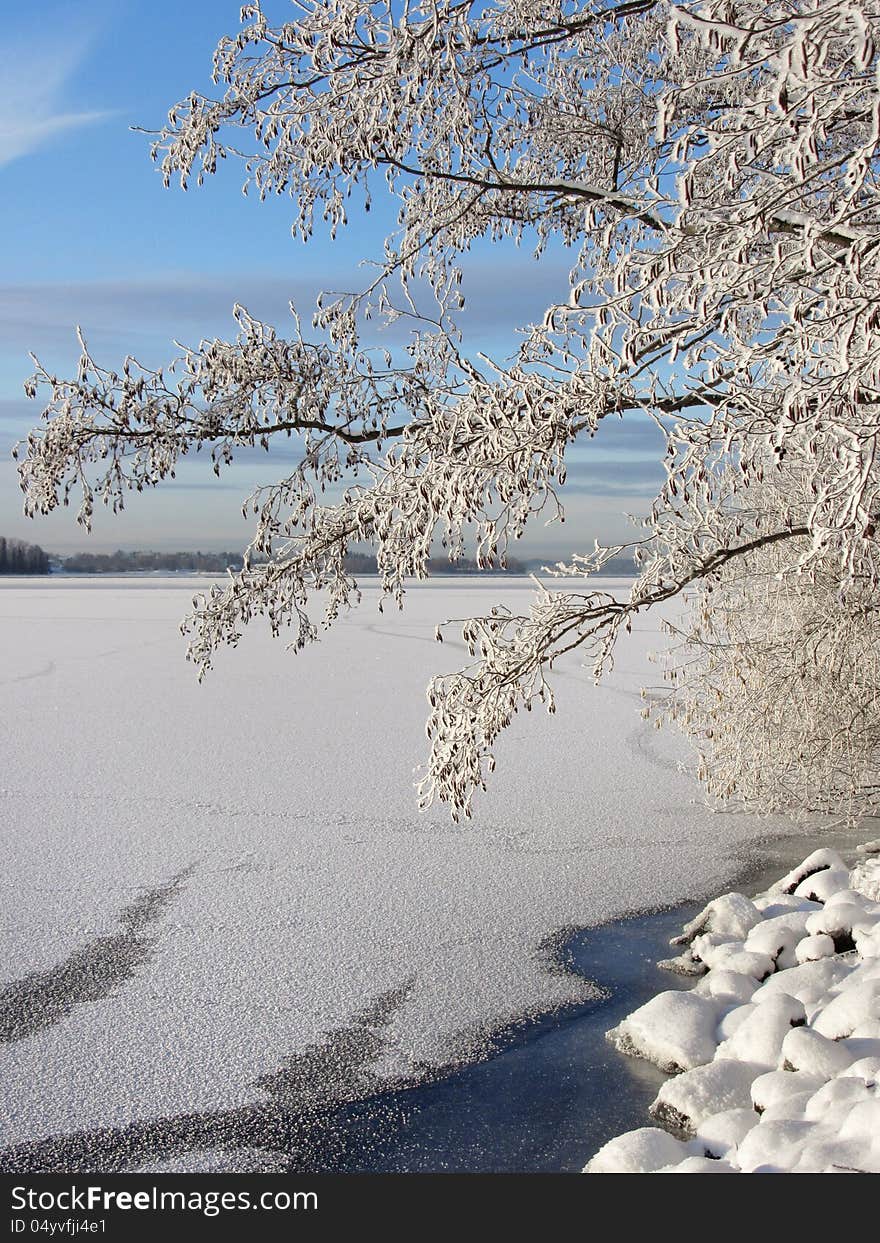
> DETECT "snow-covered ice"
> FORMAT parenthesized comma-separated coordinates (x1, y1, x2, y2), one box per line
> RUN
(0, 576, 816, 1168)
(586, 845, 880, 1173)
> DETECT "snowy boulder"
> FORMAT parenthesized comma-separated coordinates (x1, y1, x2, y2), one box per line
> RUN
(750, 1069, 825, 1113)
(737, 1109, 874, 1172)
(715, 994, 805, 1069)
(692, 938, 775, 980)
(855, 923, 880, 957)
(806, 899, 877, 953)
(847, 958, 880, 982)
(650, 1059, 763, 1133)
(760, 1090, 817, 1122)
(671, 893, 763, 947)
(847, 1019, 880, 1054)
(838, 1097, 880, 1143)
(735, 1119, 816, 1172)
(751, 955, 853, 1008)
(850, 1017, 880, 1036)
(791, 1137, 877, 1174)
(606, 990, 723, 1073)
(823, 885, 878, 911)
(850, 855, 880, 902)
(716, 1002, 757, 1042)
(795, 934, 836, 964)
(701, 969, 759, 1004)
(772, 850, 846, 896)
(805, 1101, 880, 1171)
(780, 1026, 855, 1079)
(839, 1055, 880, 1083)
(794, 869, 852, 904)
(745, 912, 811, 970)
(803, 1075, 877, 1122)
(695, 1108, 758, 1158)
(748, 929, 800, 971)
(812, 979, 880, 1040)
(583, 1127, 698, 1173)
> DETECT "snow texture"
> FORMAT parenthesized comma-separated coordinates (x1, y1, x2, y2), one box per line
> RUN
(586, 843, 880, 1173)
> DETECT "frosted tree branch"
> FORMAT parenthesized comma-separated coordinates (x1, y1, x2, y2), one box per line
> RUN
(17, 0, 880, 816)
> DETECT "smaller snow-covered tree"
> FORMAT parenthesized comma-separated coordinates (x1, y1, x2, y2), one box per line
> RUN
(651, 461, 880, 821)
(15, 1, 880, 818)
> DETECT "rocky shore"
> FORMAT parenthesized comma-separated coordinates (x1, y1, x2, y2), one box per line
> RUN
(586, 843, 880, 1173)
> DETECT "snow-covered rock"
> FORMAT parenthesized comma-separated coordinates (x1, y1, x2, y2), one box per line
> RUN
(714, 994, 805, 1068)
(791, 1138, 875, 1173)
(671, 893, 763, 947)
(690, 938, 775, 980)
(606, 991, 723, 1073)
(805, 897, 877, 951)
(812, 979, 880, 1040)
(759, 1090, 816, 1122)
(745, 912, 811, 970)
(802, 1075, 876, 1120)
(838, 1097, 880, 1143)
(855, 924, 880, 957)
(695, 1108, 758, 1158)
(584, 1127, 698, 1173)
(754, 893, 821, 918)
(794, 869, 852, 904)
(780, 1026, 855, 1078)
(839, 1055, 880, 1082)
(650, 1059, 762, 1132)
(771, 849, 845, 895)
(795, 933, 836, 964)
(850, 855, 880, 902)
(750, 955, 852, 1009)
(735, 1119, 816, 1173)
(750, 1069, 825, 1113)
(700, 969, 759, 1004)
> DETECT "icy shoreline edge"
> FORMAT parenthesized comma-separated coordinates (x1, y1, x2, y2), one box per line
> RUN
(585, 842, 880, 1173)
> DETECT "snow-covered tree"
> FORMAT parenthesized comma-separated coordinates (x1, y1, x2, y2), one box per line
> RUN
(16, 1, 880, 818)
(649, 458, 880, 820)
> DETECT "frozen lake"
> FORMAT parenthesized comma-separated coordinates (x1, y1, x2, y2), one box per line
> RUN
(0, 575, 805, 1169)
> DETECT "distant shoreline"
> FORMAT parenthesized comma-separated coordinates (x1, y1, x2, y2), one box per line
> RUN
(38, 566, 637, 580)
(47, 557, 637, 578)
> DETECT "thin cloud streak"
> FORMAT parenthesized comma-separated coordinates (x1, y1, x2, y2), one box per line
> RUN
(0, 110, 110, 168)
(0, 24, 112, 169)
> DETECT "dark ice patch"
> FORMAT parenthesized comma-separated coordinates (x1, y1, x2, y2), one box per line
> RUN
(0, 864, 196, 1044)
(0, 982, 415, 1173)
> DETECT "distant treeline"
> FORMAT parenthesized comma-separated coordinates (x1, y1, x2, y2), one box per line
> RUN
(58, 548, 529, 575)
(57, 548, 634, 577)
(0, 537, 50, 575)
(61, 549, 246, 574)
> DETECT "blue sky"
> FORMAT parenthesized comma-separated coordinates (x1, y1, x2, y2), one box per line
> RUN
(0, 0, 663, 556)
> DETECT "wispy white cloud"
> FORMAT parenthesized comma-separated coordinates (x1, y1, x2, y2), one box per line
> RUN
(0, 21, 111, 168)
